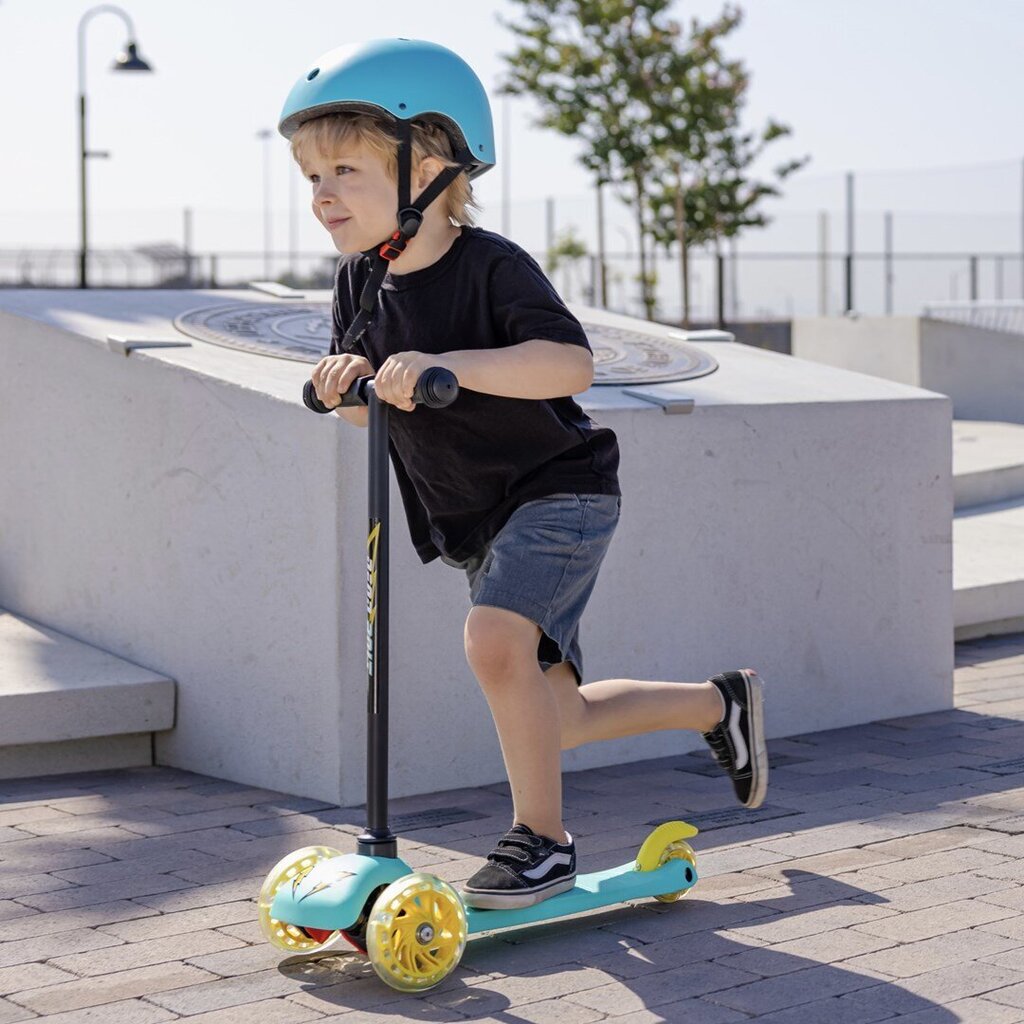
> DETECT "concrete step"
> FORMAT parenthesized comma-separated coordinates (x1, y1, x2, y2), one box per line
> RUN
(0, 610, 175, 779)
(953, 420, 1024, 510)
(954, 495, 1024, 641)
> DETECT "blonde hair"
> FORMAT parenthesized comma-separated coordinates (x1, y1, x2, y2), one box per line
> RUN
(290, 112, 481, 227)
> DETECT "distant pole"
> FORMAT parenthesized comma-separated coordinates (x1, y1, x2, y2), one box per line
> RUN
(817, 210, 829, 315)
(1020, 157, 1023, 299)
(183, 206, 193, 286)
(545, 196, 555, 258)
(289, 159, 298, 283)
(596, 179, 608, 308)
(969, 255, 978, 301)
(502, 95, 511, 237)
(884, 211, 893, 315)
(845, 171, 854, 313)
(257, 128, 273, 280)
(715, 252, 725, 328)
(729, 235, 739, 320)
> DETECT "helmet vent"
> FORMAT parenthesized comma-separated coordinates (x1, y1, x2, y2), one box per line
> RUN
(306, 68, 319, 81)
(399, 103, 407, 110)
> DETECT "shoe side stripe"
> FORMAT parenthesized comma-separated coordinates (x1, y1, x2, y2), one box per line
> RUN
(521, 851, 573, 880)
(728, 701, 749, 771)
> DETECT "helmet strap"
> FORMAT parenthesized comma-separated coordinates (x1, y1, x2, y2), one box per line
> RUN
(338, 119, 474, 353)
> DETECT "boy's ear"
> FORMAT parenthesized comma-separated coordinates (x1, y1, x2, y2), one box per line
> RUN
(415, 155, 445, 189)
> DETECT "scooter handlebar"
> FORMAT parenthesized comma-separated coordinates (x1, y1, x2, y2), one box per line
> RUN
(302, 366, 459, 413)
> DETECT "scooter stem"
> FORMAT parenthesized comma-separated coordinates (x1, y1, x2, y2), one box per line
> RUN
(357, 385, 398, 859)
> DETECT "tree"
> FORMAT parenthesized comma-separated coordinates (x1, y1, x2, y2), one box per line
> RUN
(499, 1, 807, 322)
(546, 226, 590, 301)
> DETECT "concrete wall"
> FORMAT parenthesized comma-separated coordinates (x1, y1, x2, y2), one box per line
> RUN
(1, 294, 954, 806)
(792, 315, 1024, 424)
(792, 316, 923, 387)
(920, 318, 1024, 425)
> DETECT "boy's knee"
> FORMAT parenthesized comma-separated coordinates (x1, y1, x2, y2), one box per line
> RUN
(464, 606, 541, 685)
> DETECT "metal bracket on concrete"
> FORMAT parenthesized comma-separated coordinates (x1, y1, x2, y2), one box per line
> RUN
(621, 389, 695, 414)
(247, 281, 307, 299)
(667, 329, 734, 343)
(107, 335, 193, 356)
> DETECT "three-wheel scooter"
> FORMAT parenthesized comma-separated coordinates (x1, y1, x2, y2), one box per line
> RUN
(256, 367, 700, 993)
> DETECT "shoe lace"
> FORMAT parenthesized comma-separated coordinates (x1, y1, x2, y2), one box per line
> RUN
(704, 726, 735, 771)
(486, 829, 544, 867)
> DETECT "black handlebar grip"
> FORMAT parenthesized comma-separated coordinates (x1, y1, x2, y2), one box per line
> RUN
(303, 367, 458, 413)
(411, 367, 459, 408)
(303, 379, 332, 414)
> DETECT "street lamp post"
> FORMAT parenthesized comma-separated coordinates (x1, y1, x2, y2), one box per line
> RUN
(77, 4, 153, 289)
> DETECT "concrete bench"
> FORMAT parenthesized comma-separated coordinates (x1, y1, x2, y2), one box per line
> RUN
(0, 610, 175, 779)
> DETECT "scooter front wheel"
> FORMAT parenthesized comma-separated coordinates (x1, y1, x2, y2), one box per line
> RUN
(365, 872, 467, 992)
(257, 845, 344, 952)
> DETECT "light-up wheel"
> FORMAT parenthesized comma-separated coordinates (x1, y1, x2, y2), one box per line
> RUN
(257, 845, 344, 952)
(365, 872, 467, 992)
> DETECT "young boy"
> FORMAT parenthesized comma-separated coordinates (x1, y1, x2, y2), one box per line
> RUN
(280, 38, 767, 911)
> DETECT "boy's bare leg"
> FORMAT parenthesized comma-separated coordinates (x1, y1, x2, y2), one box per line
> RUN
(544, 661, 725, 751)
(465, 606, 728, 843)
(465, 606, 567, 844)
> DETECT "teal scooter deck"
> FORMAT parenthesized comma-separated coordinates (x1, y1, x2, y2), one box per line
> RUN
(465, 857, 697, 933)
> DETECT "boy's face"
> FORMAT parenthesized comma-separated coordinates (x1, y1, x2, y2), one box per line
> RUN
(303, 139, 399, 254)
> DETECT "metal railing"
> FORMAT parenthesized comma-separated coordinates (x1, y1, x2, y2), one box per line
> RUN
(922, 301, 1024, 335)
(3, 247, 1022, 323)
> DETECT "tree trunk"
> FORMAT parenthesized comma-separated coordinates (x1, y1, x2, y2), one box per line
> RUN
(633, 171, 654, 320)
(674, 162, 689, 327)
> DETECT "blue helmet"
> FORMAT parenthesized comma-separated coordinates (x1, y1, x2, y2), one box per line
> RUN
(277, 38, 495, 180)
(278, 39, 495, 353)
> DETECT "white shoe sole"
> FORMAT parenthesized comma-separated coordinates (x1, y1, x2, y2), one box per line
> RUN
(739, 668, 768, 809)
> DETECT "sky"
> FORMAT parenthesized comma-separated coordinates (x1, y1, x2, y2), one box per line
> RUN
(1, 0, 1022, 312)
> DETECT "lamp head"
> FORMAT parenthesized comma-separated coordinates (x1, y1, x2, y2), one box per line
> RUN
(112, 41, 152, 72)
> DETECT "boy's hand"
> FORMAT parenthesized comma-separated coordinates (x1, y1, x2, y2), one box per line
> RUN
(311, 354, 374, 409)
(375, 351, 448, 413)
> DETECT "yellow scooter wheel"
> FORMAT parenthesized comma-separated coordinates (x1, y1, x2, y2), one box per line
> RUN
(635, 821, 699, 904)
(365, 872, 467, 992)
(258, 845, 344, 952)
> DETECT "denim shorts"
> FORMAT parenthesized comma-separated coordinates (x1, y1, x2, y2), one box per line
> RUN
(453, 493, 620, 686)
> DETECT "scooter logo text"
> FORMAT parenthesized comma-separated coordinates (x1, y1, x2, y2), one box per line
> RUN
(366, 521, 381, 678)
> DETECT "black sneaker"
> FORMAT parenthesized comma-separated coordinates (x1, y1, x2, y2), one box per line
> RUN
(462, 823, 576, 910)
(702, 669, 768, 809)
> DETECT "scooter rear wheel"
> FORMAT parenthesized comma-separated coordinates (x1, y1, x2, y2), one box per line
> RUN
(635, 821, 699, 903)
(365, 872, 467, 992)
(257, 845, 344, 952)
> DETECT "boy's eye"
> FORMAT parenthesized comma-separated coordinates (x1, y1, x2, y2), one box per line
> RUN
(307, 166, 353, 183)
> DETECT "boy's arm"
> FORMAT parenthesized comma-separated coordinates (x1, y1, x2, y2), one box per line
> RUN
(375, 340, 592, 408)
(335, 407, 369, 427)
(441, 339, 594, 399)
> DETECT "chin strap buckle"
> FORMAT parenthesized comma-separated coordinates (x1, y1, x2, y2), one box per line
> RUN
(378, 207, 424, 262)
(378, 230, 408, 261)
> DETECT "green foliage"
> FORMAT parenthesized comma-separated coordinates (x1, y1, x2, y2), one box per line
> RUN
(500, 0, 810, 319)
(546, 226, 589, 274)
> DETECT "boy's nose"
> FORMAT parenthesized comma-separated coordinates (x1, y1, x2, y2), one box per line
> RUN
(312, 181, 336, 204)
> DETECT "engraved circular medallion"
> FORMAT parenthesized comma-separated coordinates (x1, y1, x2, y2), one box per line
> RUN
(174, 302, 717, 384)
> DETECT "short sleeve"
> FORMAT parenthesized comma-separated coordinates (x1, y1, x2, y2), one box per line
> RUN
(330, 255, 368, 359)
(487, 251, 591, 351)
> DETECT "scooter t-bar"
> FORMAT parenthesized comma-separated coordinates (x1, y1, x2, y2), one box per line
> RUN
(303, 367, 458, 857)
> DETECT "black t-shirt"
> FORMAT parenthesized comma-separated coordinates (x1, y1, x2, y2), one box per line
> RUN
(330, 225, 620, 564)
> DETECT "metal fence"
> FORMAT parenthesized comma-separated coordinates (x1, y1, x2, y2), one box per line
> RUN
(5, 245, 1019, 327)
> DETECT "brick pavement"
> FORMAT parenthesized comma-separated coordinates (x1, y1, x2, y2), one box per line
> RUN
(1, 634, 1023, 1022)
